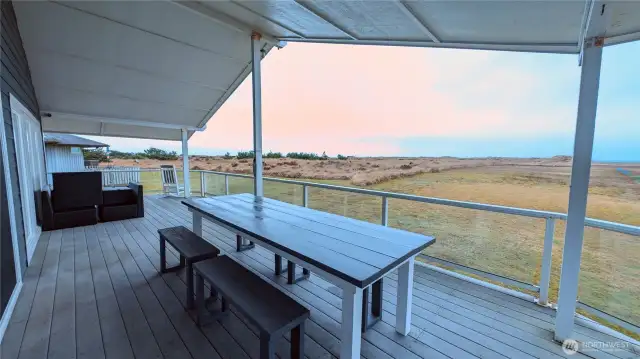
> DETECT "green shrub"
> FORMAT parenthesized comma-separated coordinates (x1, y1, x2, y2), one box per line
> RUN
(223, 152, 233, 159)
(109, 150, 146, 160)
(143, 147, 178, 160)
(82, 148, 110, 162)
(237, 150, 254, 159)
(286, 152, 321, 160)
(264, 151, 283, 159)
(337, 154, 348, 160)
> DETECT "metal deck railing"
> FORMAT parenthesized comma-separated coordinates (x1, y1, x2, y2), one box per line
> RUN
(47, 168, 640, 336)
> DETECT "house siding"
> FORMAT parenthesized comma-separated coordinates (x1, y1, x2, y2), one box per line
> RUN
(45, 145, 85, 185)
(1, 0, 40, 317)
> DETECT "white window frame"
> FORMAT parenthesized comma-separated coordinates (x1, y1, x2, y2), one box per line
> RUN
(10, 94, 46, 264)
(0, 96, 25, 341)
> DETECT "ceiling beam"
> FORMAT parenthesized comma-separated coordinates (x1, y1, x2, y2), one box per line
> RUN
(229, 0, 306, 39)
(292, 0, 358, 40)
(42, 111, 206, 131)
(277, 37, 578, 54)
(169, 1, 284, 46)
(394, 1, 440, 43)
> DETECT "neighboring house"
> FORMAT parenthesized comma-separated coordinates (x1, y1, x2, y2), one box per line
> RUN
(43, 133, 108, 184)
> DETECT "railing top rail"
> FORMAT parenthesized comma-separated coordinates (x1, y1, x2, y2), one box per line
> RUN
(196, 169, 640, 237)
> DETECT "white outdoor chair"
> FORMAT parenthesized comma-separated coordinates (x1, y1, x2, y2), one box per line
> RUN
(161, 165, 184, 196)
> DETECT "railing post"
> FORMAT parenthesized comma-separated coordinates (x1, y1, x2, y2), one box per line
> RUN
(224, 175, 229, 195)
(302, 184, 308, 207)
(538, 217, 555, 306)
(200, 171, 206, 197)
(381, 197, 388, 226)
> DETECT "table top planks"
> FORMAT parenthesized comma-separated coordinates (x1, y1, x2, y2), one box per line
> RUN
(183, 194, 435, 288)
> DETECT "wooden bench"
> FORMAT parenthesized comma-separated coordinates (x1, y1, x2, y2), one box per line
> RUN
(194, 255, 309, 359)
(158, 226, 220, 309)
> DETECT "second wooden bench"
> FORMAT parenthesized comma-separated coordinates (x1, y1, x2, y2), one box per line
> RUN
(194, 255, 309, 359)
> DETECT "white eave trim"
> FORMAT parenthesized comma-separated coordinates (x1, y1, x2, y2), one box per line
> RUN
(42, 111, 206, 131)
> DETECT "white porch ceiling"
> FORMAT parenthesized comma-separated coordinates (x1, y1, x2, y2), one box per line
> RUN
(13, 1, 640, 141)
(14, 0, 274, 141)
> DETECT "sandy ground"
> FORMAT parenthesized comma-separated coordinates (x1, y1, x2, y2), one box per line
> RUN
(109, 156, 640, 187)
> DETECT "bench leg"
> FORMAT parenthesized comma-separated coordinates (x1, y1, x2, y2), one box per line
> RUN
(159, 239, 184, 273)
(195, 273, 205, 326)
(221, 297, 228, 312)
(160, 238, 167, 273)
(361, 278, 383, 332)
(275, 254, 282, 275)
(287, 261, 311, 284)
(291, 322, 305, 359)
(236, 235, 255, 252)
(260, 335, 275, 359)
(186, 261, 194, 309)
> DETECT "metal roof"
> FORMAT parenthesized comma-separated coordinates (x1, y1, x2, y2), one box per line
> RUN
(13, 1, 640, 141)
(43, 133, 108, 148)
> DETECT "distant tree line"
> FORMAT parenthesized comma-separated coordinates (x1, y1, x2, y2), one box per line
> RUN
(231, 150, 347, 160)
(83, 147, 347, 163)
(82, 147, 179, 162)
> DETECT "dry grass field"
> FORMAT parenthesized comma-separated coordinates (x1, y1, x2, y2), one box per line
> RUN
(126, 157, 640, 338)
(112, 155, 584, 186)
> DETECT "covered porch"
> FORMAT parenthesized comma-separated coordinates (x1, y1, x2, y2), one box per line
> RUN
(2, 195, 633, 359)
(1, 0, 639, 358)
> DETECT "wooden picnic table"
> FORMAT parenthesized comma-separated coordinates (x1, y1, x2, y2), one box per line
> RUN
(183, 193, 435, 359)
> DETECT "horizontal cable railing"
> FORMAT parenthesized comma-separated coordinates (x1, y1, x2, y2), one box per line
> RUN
(195, 170, 639, 236)
(195, 169, 640, 336)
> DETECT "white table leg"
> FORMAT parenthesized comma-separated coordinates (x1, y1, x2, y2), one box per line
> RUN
(396, 256, 415, 335)
(341, 285, 363, 359)
(192, 212, 203, 237)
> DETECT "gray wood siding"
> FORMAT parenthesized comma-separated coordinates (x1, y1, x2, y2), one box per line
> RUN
(1, 0, 40, 314)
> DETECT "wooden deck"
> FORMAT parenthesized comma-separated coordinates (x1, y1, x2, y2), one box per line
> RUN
(1, 195, 636, 359)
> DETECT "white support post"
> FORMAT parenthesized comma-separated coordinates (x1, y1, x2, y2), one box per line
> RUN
(538, 218, 555, 306)
(192, 212, 203, 237)
(251, 32, 264, 197)
(396, 257, 415, 335)
(200, 171, 206, 197)
(554, 35, 604, 341)
(381, 197, 389, 226)
(340, 285, 363, 359)
(181, 128, 191, 198)
(302, 184, 308, 207)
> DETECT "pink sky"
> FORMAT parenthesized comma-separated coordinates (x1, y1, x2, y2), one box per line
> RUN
(189, 43, 580, 156)
(98, 42, 591, 156)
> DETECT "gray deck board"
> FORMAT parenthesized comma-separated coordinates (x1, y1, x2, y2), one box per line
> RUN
(85, 225, 135, 359)
(73, 226, 105, 359)
(3, 195, 636, 359)
(17, 230, 63, 359)
(48, 228, 76, 359)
